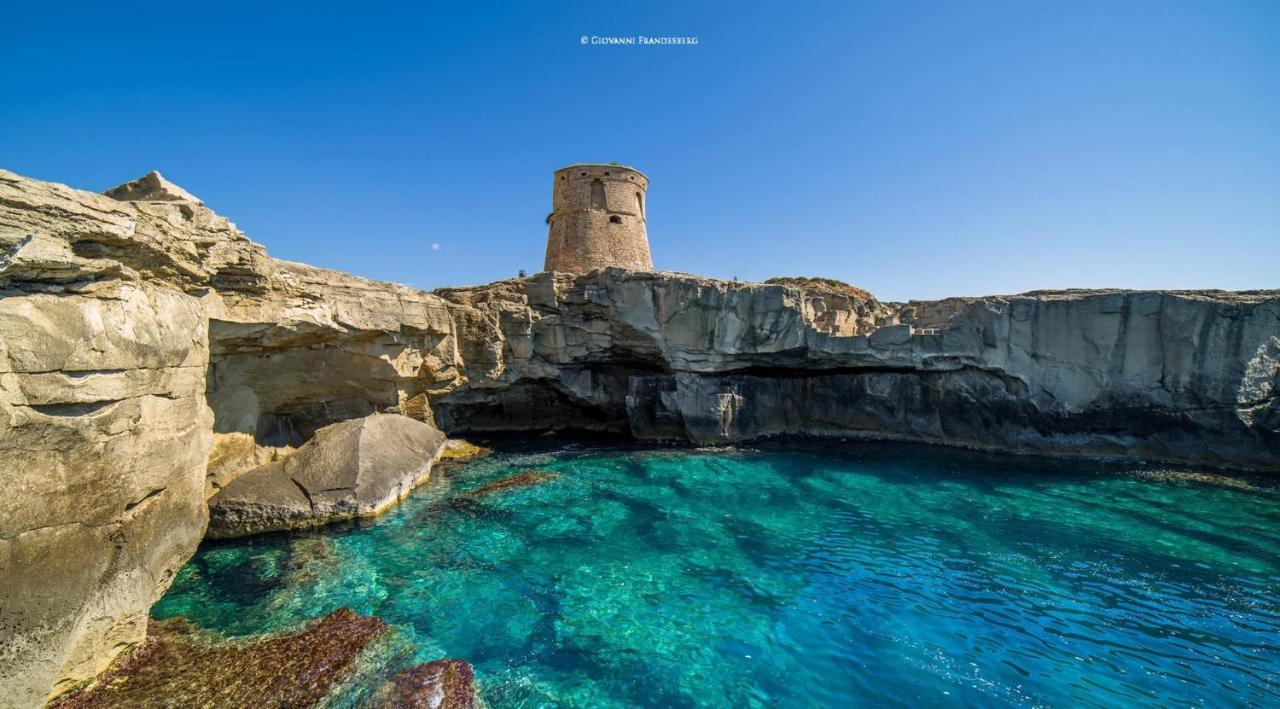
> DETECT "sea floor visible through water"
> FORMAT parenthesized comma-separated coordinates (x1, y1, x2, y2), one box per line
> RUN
(153, 440, 1280, 707)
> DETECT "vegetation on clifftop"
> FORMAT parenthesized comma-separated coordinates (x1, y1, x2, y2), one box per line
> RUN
(764, 277, 875, 301)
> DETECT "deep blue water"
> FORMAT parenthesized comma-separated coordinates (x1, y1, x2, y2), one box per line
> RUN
(154, 443, 1280, 707)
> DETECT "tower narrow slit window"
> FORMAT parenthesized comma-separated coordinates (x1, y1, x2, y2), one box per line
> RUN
(590, 179, 607, 210)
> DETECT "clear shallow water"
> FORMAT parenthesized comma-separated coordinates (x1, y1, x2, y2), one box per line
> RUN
(154, 443, 1280, 707)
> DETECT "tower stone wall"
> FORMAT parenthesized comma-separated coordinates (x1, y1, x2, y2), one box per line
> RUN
(544, 164, 653, 273)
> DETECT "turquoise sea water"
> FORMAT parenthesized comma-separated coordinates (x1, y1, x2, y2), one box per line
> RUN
(154, 443, 1280, 707)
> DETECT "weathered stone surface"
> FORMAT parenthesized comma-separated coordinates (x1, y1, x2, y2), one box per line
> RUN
(0, 282, 212, 705)
(544, 163, 652, 273)
(375, 659, 478, 709)
(50, 608, 388, 708)
(205, 431, 293, 498)
(0, 170, 232, 706)
(439, 438, 492, 463)
(202, 258, 461, 488)
(103, 170, 204, 205)
(0, 169, 272, 706)
(0, 169, 469, 704)
(207, 413, 447, 538)
(434, 271, 1280, 470)
(2, 166, 1278, 705)
(1, 168, 273, 295)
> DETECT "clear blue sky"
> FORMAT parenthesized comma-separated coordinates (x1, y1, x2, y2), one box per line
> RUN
(3, 2, 1277, 300)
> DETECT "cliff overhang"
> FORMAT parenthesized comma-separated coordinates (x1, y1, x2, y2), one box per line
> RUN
(1, 168, 1277, 705)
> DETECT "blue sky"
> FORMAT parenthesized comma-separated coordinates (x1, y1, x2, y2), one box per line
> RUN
(3, 1, 1277, 300)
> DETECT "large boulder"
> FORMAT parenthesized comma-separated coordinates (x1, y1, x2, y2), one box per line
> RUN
(207, 413, 447, 538)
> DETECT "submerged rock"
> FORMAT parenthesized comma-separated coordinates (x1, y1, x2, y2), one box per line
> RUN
(375, 659, 478, 709)
(3, 165, 1279, 705)
(50, 608, 387, 708)
(1132, 469, 1270, 492)
(207, 413, 447, 538)
(466, 470, 559, 499)
(440, 438, 493, 464)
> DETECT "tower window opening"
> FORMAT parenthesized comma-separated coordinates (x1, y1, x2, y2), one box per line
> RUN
(590, 179, 607, 210)
(609, 215, 622, 224)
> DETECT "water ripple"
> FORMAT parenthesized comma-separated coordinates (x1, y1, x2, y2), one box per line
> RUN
(155, 444, 1280, 707)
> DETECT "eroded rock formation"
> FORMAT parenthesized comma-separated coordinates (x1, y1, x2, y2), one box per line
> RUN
(1, 172, 221, 704)
(207, 413, 447, 539)
(1, 167, 1277, 705)
(434, 272, 1280, 469)
(0, 169, 462, 704)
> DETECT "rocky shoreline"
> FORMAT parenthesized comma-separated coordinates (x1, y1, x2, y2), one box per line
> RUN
(49, 609, 478, 709)
(2, 168, 1277, 705)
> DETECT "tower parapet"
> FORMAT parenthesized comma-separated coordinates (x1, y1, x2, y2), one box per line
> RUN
(543, 163, 653, 273)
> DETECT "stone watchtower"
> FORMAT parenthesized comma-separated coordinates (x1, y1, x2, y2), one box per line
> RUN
(543, 164, 653, 273)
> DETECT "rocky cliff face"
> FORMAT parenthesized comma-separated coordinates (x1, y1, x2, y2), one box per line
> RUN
(433, 273, 1280, 469)
(1, 168, 1277, 704)
(0, 172, 222, 704)
(202, 259, 460, 495)
(0, 170, 463, 705)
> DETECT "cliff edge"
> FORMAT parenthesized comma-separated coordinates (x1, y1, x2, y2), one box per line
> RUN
(1, 168, 1277, 705)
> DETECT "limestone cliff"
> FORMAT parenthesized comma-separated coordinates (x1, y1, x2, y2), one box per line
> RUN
(1, 167, 1277, 705)
(434, 273, 1280, 469)
(0, 170, 464, 705)
(0, 172, 222, 704)
(202, 258, 460, 494)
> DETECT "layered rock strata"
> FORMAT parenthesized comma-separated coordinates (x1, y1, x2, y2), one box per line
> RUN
(0, 169, 461, 704)
(1, 171, 218, 705)
(434, 273, 1280, 470)
(1, 167, 1278, 705)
